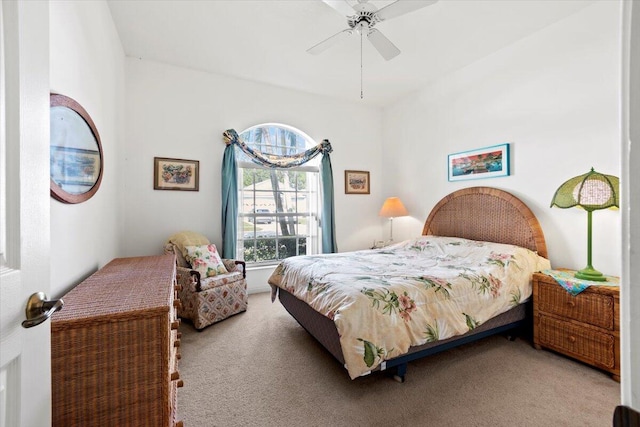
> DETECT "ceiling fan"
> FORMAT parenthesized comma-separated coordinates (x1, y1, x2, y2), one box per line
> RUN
(308, 0, 439, 61)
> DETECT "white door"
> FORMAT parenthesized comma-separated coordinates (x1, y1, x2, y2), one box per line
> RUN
(0, 1, 51, 426)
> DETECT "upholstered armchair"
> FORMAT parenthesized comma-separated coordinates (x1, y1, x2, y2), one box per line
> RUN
(164, 231, 248, 330)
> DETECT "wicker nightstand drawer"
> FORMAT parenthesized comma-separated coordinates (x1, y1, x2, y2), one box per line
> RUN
(537, 280, 614, 330)
(532, 272, 620, 381)
(538, 315, 615, 369)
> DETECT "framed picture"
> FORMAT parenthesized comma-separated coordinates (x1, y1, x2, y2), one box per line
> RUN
(448, 143, 510, 182)
(345, 170, 370, 194)
(154, 157, 199, 191)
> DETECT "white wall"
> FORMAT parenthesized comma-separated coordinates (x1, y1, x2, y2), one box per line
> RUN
(382, 1, 622, 277)
(122, 59, 383, 292)
(49, 1, 125, 297)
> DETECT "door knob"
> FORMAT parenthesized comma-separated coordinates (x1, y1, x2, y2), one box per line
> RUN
(21, 292, 64, 328)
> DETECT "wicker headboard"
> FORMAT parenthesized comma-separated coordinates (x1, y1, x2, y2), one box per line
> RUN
(422, 187, 548, 258)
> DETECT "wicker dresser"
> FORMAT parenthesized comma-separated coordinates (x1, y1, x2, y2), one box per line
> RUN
(532, 272, 620, 381)
(51, 255, 184, 426)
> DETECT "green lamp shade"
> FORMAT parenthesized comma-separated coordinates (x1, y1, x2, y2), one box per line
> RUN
(551, 168, 619, 211)
(550, 168, 619, 282)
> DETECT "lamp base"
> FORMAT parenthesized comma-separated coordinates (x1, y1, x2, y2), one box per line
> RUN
(575, 267, 607, 282)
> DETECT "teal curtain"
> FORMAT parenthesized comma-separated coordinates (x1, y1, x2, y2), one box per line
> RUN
(221, 143, 238, 259)
(222, 129, 337, 257)
(320, 146, 337, 253)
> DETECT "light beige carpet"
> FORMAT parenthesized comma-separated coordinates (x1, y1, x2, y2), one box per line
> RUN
(177, 292, 619, 427)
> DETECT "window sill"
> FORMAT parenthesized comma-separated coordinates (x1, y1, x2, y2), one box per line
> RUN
(246, 263, 279, 272)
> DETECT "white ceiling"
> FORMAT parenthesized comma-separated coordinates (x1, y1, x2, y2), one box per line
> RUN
(107, 0, 597, 108)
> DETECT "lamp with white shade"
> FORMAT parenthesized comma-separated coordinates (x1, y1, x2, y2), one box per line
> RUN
(379, 197, 408, 242)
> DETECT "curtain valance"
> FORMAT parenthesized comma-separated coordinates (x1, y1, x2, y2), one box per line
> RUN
(223, 129, 332, 169)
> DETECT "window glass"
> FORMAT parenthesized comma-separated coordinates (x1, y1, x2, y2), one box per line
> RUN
(238, 124, 320, 265)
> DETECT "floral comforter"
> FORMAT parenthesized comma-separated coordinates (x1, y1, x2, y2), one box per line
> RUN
(268, 236, 551, 379)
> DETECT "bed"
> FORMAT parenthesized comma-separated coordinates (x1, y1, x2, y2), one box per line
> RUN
(268, 187, 550, 381)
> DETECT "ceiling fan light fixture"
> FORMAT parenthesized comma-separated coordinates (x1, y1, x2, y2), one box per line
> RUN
(355, 21, 369, 35)
(310, 0, 439, 97)
(312, 0, 438, 61)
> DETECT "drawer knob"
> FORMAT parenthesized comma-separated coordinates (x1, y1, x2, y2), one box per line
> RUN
(177, 332, 182, 339)
(171, 320, 180, 330)
(175, 284, 183, 292)
(176, 421, 184, 427)
(174, 339, 181, 348)
(177, 379, 184, 388)
(567, 300, 576, 308)
(568, 335, 576, 343)
(176, 352, 182, 360)
(171, 371, 180, 381)
(173, 299, 182, 310)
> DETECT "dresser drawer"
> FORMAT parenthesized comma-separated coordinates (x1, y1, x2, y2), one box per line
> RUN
(537, 315, 615, 369)
(537, 280, 614, 330)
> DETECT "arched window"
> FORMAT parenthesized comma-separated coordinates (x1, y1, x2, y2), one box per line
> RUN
(237, 124, 322, 264)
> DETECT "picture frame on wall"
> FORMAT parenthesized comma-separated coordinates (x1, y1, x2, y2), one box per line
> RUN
(345, 170, 370, 194)
(448, 143, 510, 182)
(154, 157, 199, 191)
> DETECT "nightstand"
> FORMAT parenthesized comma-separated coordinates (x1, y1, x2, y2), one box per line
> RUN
(371, 240, 391, 249)
(532, 271, 620, 381)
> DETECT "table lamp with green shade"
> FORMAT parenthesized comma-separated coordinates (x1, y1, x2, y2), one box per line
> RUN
(550, 167, 619, 282)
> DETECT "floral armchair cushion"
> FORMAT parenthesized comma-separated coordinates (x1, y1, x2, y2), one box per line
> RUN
(184, 244, 229, 278)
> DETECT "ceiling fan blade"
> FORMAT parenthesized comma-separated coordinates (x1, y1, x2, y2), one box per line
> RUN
(367, 28, 400, 61)
(376, 0, 438, 22)
(307, 29, 353, 55)
(322, 0, 356, 17)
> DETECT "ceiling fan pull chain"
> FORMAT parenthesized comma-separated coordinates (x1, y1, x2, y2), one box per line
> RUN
(360, 30, 363, 99)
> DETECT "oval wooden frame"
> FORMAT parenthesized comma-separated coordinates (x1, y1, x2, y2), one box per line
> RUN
(50, 93, 104, 204)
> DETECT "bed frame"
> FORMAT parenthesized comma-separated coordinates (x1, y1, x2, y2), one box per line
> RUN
(275, 186, 548, 382)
